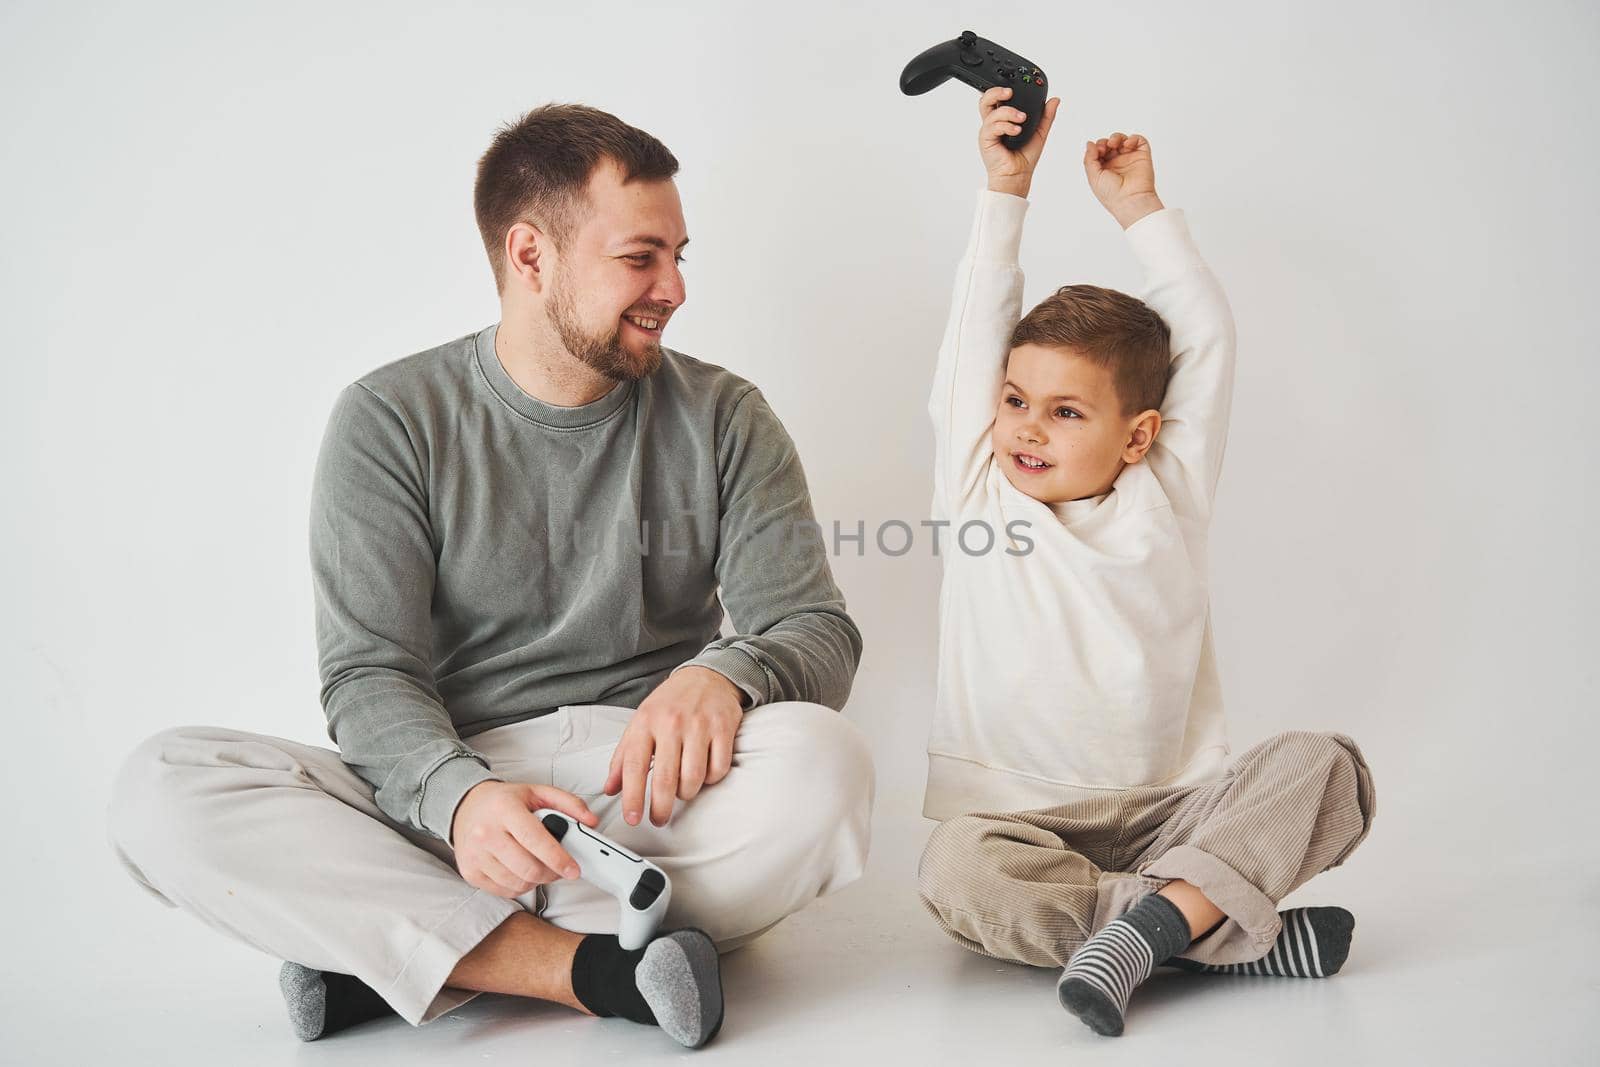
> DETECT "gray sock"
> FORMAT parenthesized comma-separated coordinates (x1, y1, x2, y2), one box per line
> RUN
(1166, 907, 1355, 977)
(279, 962, 395, 1041)
(281, 931, 722, 1047)
(1057, 893, 1192, 1037)
(635, 928, 724, 1049)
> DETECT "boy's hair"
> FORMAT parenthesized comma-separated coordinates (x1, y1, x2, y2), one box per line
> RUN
(1009, 285, 1173, 415)
(474, 103, 679, 292)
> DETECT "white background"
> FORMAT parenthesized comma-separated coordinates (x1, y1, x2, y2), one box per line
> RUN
(3, 1, 1596, 1063)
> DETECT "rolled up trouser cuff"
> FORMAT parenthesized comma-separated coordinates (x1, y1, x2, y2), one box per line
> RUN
(390, 889, 522, 1025)
(1138, 844, 1281, 964)
(1088, 870, 1167, 948)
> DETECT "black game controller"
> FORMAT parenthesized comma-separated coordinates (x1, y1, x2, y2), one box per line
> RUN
(900, 31, 1049, 151)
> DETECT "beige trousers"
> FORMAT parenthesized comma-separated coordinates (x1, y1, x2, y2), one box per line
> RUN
(918, 731, 1375, 968)
(108, 702, 874, 1025)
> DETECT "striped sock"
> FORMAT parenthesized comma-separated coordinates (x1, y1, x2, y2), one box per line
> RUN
(1166, 906, 1354, 978)
(1056, 893, 1191, 1037)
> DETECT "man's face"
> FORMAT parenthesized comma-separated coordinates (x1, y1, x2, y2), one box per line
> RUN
(990, 343, 1141, 504)
(544, 159, 688, 382)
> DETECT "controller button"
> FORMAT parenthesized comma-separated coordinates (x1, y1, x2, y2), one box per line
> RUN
(960, 30, 977, 47)
(629, 868, 667, 909)
(541, 812, 569, 840)
(962, 51, 983, 67)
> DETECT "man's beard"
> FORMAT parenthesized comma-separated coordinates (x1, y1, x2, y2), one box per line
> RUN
(546, 266, 662, 383)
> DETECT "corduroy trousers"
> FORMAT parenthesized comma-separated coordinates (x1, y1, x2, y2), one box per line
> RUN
(918, 731, 1376, 968)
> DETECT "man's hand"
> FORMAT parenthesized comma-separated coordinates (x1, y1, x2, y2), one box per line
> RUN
(450, 780, 599, 898)
(980, 87, 1061, 200)
(1084, 132, 1165, 230)
(604, 665, 746, 827)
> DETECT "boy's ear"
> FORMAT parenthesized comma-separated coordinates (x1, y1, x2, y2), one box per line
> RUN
(1121, 410, 1162, 463)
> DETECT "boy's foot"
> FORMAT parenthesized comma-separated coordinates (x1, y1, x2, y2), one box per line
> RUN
(279, 962, 396, 1041)
(1165, 906, 1354, 978)
(572, 928, 724, 1049)
(280, 927, 722, 1048)
(1056, 893, 1191, 1037)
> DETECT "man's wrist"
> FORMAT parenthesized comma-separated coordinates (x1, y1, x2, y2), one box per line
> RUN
(438, 767, 499, 844)
(677, 664, 749, 708)
(1111, 193, 1165, 230)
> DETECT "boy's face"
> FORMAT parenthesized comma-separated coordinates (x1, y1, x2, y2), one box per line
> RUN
(990, 344, 1154, 504)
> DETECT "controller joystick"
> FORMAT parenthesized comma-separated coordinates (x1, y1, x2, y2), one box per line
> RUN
(536, 809, 672, 950)
(900, 30, 1050, 150)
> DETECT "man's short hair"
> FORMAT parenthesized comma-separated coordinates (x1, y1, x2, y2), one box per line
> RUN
(1009, 285, 1173, 415)
(474, 103, 679, 292)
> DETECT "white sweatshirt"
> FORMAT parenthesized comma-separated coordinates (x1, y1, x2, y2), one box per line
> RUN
(924, 190, 1237, 821)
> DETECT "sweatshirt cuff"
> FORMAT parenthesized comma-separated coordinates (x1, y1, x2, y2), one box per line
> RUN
(418, 752, 501, 844)
(1124, 207, 1207, 277)
(966, 189, 1030, 264)
(673, 647, 769, 709)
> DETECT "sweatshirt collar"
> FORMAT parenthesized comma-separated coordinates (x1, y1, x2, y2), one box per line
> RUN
(1048, 492, 1109, 523)
(473, 322, 636, 429)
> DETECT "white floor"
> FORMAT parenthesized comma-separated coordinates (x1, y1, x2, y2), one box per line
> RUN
(16, 709, 1596, 1067)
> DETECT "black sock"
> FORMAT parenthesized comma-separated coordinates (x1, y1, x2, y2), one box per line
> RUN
(279, 962, 397, 1041)
(284, 935, 693, 1041)
(570, 934, 656, 1025)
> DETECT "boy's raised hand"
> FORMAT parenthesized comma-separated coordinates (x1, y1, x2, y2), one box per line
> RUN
(1084, 132, 1165, 230)
(980, 87, 1061, 199)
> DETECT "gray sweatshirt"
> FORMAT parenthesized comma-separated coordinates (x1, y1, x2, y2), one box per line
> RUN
(310, 323, 862, 841)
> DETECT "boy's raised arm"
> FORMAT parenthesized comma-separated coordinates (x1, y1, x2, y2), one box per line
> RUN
(1085, 134, 1238, 520)
(928, 89, 1061, 520)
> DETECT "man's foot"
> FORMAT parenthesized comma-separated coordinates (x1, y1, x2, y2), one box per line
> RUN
(572, 928, 724, 1049)
(1166, 906, 1355, 977)
(279, 962, 396, 1041)
(639, 928, 724, 1048)
(280, 927, 723, 1048)
(1056, 893, 1191, 1037)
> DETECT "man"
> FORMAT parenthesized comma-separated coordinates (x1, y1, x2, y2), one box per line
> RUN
(107, 103, 873, 1051)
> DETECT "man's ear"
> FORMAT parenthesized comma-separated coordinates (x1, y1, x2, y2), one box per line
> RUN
(504, 221, 549, 294)
(1121, 409, 1162, 463)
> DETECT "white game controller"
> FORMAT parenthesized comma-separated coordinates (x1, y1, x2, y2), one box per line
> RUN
(534, 808, 672, 950)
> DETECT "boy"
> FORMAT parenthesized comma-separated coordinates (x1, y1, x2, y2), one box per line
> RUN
(916, 88, 1377, 1036)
